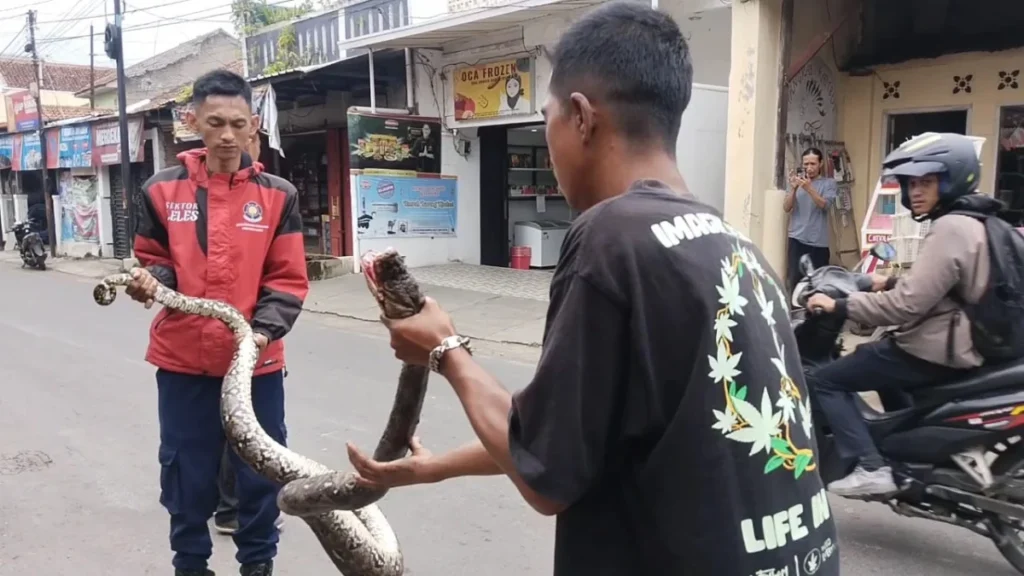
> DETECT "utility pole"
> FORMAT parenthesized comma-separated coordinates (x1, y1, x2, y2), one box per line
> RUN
(89, 24, 95, 111)
(26, 10, 57, 257)
(106, 0, 134, 257)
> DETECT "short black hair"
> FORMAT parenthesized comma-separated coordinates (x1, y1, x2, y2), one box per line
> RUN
(802, 147, 824, 163)
(193, 69, 252, 107)
(549, 2, 693, 152)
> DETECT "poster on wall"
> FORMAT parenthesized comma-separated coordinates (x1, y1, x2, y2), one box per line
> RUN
(58, 124, 93, 168)
(58, 171, 100, 244)
(0, 135, 13, 169)
(45, 129, 59, 170)
(347, 112, 442, 173)
(5, 90, 40, 132)
(20, 132, 43, 171)
(453, 57, 534, 120)
(353, 170, 457, 238)
(787, 56, 838, 140)
(92, 118, 145, 166)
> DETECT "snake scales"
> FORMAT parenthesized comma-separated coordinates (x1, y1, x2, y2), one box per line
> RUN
(93, 249, 428, 575)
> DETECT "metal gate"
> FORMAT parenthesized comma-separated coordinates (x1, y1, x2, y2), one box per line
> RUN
(108, 162, 154, 259)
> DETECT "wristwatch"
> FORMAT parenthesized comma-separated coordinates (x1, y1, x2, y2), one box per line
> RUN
(429, 335, 473, 373)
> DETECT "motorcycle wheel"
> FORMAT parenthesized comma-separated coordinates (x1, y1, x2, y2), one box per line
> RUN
(985, 437, 1024, 574)
(36, 261, 46, 271)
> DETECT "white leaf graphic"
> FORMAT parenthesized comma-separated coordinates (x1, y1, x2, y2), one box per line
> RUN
(727, 389, 783, 455)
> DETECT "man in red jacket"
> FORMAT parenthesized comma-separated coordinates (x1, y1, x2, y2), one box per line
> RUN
(126, 69, 308, 576)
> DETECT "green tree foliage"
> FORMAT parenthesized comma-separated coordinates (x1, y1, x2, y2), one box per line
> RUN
(231, 0, 314, 36)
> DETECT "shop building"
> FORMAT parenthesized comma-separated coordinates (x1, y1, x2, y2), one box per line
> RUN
(338, 0, 733, 269)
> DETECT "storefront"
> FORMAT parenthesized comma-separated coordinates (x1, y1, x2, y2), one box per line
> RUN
(837, 46, 1024, 264)
(280, 132, 333, 254)
(338, 0, 732, 270)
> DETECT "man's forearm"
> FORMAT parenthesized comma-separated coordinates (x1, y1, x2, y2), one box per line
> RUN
(440, 348, 565, 515)
(783, 187, 796, 213)
(426, 440, 502, 483)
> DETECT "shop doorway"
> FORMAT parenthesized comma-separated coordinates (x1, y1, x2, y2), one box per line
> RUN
(885, 109, 969, 154)
(996, 105, 1024, 226)
(478, 122, 575, 268)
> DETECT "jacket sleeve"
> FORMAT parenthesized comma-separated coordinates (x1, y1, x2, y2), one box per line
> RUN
(134, 180, 177, 290)
(841, 216, 976, 327)
(251, 188, 309, 342)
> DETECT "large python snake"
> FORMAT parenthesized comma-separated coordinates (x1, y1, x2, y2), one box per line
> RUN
(93, 249, 428, 575)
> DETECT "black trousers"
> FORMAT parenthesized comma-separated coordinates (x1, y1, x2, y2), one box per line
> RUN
(805, 339, 968, 466)
(787, 237, 831, 293)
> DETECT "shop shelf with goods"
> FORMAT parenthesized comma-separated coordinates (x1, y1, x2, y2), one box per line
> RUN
(507, 145, 563, 201)
(287, 150, 330, 255)
(505, 142, 576, 269)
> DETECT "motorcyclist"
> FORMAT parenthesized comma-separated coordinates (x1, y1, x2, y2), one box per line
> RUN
(805, 132, 1002, 498)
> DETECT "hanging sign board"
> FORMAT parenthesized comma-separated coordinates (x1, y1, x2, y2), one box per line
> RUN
(452, 57, 534, 120)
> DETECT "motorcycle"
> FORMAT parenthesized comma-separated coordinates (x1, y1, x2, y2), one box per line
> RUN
(13, 219, 47, 270)
(792, 244, 1024, 573)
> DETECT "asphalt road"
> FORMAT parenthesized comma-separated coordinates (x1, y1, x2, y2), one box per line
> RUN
(0, 265, 1018, 576)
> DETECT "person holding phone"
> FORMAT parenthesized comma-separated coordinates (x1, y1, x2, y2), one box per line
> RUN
(783, 147, 838, 292)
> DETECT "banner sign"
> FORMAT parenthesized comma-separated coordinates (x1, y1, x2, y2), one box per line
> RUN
(452, 57, 534, 120)
(59, 171, 100, 244)
(6, 90, 40, 132)
(353, 170, 457, 238)
(58, 124, 94, 168)
(20, 132, 43, 171)
(45, 129, 59, 170)
(92, 118, 145, 166)
(347, 112, 441, 174)
(0, 135, 13, 169)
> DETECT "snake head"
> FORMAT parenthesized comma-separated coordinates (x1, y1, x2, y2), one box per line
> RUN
(361, 249, 425, 320)
(93, 282, 117, 306)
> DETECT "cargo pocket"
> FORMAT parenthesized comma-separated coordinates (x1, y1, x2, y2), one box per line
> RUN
(157, 445, 181, 515)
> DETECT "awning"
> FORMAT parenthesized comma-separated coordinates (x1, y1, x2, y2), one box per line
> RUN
(336, 0, 603, 51)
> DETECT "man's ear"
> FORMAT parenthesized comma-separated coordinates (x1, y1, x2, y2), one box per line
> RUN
(186, 108, 199, 133)
(569, 92, 595, 146)
(251, 115, 260, 134)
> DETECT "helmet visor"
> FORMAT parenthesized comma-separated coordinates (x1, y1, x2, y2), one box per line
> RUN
(883, 160, 947, 178)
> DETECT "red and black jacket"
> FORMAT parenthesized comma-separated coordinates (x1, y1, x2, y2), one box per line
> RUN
(134, 148, 309, 377)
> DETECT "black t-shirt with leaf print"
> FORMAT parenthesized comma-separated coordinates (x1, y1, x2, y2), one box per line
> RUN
(508, 180, 840, 576)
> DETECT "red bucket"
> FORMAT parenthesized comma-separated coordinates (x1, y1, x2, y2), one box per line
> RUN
(510, 246, 532, 270)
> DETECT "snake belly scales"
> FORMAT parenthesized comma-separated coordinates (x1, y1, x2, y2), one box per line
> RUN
(93, 249, 427, 576)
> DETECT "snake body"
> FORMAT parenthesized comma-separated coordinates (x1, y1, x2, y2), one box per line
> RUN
(93, 249, 427, 575)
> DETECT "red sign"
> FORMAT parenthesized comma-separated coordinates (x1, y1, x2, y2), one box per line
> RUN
(45, 129, 59, 169)
(866, 233, 891, 244)
(6, 91, 40, 132)
(91, 118, 145, 166)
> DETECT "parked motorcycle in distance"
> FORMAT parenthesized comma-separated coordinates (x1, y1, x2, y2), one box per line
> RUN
(793, 245, 1024, 573)
(12, 219, 47, 270)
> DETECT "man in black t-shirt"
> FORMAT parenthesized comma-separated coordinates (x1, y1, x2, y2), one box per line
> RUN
(347, 3, 840, 575)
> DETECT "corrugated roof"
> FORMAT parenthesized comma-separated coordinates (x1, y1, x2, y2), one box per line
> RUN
(0, 57, 112, 92)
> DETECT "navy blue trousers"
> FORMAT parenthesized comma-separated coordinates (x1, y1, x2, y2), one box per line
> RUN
(157, 369, 287, 570)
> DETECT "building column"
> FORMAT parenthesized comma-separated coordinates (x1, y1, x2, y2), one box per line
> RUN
(722, 0, 787, 273)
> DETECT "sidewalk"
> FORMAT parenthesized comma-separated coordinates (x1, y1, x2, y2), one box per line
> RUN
(306, 267, 550, 347)
(0, 252, 551, 347)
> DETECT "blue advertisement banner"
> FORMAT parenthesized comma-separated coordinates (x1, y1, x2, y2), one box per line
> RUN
(354, 171, 457, 238)
(0, 135, 13, 169)
(20, 132, 42, 171)
(58, 124, 93, 168)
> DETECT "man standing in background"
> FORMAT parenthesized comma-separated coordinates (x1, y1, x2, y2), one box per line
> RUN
(784, 147, 838, 291)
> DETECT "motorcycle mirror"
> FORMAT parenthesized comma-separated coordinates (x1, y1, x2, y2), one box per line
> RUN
(869, 241, 897, 262)
(799, 254, 815, 277)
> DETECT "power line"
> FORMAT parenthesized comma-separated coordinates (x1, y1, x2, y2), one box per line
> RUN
(0, 23, 26, 58)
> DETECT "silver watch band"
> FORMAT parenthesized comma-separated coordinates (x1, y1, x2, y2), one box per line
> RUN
(429, 335, 472, 373)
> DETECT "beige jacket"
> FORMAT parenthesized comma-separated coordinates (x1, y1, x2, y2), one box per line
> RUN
(843, 213, 990, 368)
